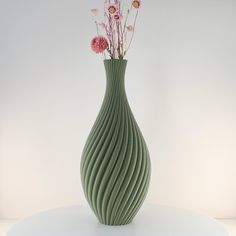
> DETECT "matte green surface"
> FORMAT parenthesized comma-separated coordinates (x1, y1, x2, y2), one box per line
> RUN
(80, 59, 151, 225)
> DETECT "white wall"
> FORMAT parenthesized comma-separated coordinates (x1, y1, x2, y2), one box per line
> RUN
(1, 0, 236, 219)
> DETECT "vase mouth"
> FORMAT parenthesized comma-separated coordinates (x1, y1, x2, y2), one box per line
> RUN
(104, 59, 128, 62)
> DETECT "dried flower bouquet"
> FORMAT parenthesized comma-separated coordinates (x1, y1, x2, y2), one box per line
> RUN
(90, 0, 141, 59)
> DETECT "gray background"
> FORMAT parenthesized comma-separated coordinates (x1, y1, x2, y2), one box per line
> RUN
(1, 0, 236, 219)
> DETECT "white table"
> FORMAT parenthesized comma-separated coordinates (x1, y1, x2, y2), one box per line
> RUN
(7, 205, 228, 236)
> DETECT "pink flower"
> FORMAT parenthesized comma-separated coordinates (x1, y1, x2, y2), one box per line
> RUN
(91, 36, 108, 54)
(91, 8, 99, 17)
(99, 22, 107, 29)
(107, 4, 118, 15)
(113, 13, 122, 22)
(126, 25, 134, 32)
(132, 0, 141, 9)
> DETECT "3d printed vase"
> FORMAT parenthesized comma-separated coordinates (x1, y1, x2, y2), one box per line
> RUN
(80, 59, 151, 225)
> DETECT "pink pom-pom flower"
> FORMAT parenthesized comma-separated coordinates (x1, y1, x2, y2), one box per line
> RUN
(91, 36, 108, 54)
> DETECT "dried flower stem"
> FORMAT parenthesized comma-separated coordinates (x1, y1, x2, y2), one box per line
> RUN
(95, 21, 99, 35)
(125, 10, 138, 55)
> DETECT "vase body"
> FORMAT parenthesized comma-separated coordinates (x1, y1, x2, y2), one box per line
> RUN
(80, 59, 151, 225)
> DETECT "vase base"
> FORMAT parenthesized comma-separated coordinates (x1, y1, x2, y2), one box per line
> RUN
(98, 220, 132, 226)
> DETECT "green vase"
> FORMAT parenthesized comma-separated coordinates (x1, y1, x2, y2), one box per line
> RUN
(80, 59, 151, 225)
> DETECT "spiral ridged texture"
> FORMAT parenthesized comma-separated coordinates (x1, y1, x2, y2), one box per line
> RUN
(80, 59, 151, 225)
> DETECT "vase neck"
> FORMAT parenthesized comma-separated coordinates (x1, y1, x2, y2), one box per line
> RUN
(104, 60, 127, 91)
